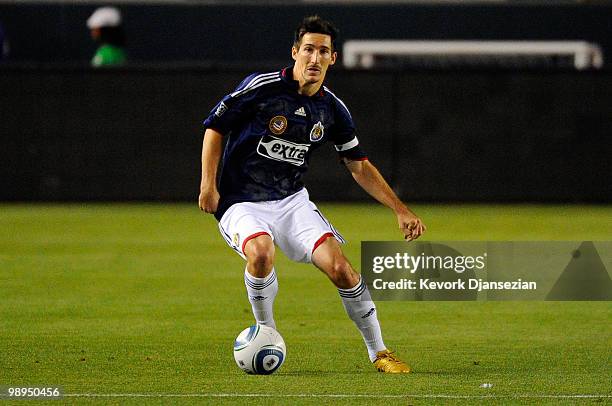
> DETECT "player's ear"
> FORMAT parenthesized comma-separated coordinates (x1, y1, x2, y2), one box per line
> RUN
(291, 46, 298, 61)
(330, 51, 337, 65)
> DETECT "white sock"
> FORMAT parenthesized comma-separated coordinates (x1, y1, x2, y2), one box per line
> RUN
(338, 276, 386, 362)
(244, 267, 278, 330)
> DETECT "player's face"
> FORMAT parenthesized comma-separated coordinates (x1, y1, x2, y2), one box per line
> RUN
(292, 33, 337, 87)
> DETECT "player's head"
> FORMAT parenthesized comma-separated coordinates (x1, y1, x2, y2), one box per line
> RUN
(293, 15, 338, 52)
(292, 16, 338, 88)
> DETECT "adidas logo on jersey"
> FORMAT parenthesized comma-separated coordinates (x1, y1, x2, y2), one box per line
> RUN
(294, 107, 306, 117)
(257, 134, 310, 166)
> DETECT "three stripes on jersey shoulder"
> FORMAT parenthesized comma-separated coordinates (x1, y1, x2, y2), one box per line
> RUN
(323, 85, 359, 152)
(323, 85, 352, 119)
(231, 71, 281, 98)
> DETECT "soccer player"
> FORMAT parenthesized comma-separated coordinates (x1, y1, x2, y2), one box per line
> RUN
(199, 16, 425, 373)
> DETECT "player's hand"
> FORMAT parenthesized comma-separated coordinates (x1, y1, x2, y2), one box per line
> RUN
(198, 187, 220, 214)
(397, 211, 426, 241)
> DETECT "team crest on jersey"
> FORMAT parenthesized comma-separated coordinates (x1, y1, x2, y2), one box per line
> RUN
(233, 233, 240, 247)
(257, 134, 310, 166)
(309, 121, 325, 142)
(269, 115, 288, 135)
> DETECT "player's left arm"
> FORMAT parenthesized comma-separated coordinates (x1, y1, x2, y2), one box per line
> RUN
(343, 158, 426, 241)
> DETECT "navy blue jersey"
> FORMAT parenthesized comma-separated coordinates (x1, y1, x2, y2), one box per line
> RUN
(203, 67, 367, 220)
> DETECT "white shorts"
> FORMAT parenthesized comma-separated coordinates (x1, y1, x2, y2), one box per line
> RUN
(218, 188, 345, 263)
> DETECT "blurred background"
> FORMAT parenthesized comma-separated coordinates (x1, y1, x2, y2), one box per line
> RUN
(1, 0, 610, 204)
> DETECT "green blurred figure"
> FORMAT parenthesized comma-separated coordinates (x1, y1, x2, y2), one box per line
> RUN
(86, 7, 127, 67)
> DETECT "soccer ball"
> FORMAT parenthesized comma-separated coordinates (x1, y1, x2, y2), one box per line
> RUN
(233, 325, 286, 375)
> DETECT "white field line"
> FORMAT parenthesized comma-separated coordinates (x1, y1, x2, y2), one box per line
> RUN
(64, 393, 611, 399)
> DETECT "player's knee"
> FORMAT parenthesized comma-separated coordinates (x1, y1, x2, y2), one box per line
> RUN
(247, 253, 274, 277)
(245, 240, 274, 275)
(329, 257, 359, 289)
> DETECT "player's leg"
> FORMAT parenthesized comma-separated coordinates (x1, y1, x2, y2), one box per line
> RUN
(311, 237, 410, 373)
(218, 203, 279, 329)
(271, 189, 409, 372)
(244, 233, 275, 278)
(311, 237, 385, 356)
(243, 234, 278, 329)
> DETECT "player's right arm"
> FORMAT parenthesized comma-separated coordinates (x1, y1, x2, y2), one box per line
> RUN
(199, 72, 276, 213)
(198, 128, 223, 213)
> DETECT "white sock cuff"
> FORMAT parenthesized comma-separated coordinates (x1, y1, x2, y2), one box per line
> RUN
(338, 275, 366, 298)
(244, 268, 276, 290)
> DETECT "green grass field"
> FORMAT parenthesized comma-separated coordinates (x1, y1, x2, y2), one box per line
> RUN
(1, 203, 611, 405)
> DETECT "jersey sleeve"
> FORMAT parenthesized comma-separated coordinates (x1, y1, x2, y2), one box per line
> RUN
(203, 72, 273, 135)
(328, 91, 368, 161)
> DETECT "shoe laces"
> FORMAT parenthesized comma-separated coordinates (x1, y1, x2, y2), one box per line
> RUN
(380, 351, 402, 363)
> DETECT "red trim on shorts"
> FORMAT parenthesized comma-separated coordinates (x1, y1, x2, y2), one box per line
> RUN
(242, 232, 270, 255)
(312, 232, 334, 254)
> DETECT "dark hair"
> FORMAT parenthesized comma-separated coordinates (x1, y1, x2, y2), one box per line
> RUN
(294, 15, 338, 51)
(98, 26, 126, 47)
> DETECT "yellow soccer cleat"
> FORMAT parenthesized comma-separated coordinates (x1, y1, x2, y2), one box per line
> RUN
(373, 350, 411, 373)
